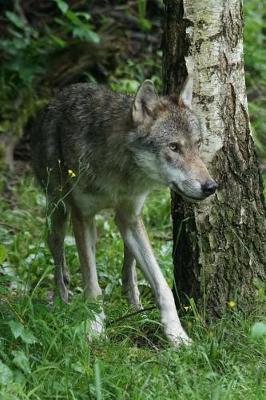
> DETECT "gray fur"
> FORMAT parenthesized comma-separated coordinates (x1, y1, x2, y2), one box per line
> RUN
(30, 80, 217, 346)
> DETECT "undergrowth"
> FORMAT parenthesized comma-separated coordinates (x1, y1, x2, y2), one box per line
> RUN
(0, 173, 265, 399)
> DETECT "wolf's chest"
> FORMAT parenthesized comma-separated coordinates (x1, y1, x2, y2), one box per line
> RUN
(71, 185, 137, 216)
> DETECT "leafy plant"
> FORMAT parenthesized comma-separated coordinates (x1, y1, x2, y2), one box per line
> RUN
(137, 0, 152, 31)
(53, 0, 100, 43)
(244, 1, 266, 159)
(0, 1, 100, 139)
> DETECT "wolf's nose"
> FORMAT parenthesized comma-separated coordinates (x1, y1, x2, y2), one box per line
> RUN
(201, 180, 218, 196)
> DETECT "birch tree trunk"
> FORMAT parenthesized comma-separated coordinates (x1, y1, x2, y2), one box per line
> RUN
(163, 0, 266, 316)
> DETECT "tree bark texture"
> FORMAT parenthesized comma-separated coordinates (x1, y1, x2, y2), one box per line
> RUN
(163, 0, 266, 316)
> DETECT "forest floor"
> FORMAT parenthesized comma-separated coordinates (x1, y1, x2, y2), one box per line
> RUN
(0, 170, 266, 400)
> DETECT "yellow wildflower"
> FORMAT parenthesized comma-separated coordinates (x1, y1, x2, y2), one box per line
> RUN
(227, 300, 236, 308)
(68, 169, 76, 178)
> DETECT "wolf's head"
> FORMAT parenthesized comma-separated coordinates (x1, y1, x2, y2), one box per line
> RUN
(129, 78, 218, 201)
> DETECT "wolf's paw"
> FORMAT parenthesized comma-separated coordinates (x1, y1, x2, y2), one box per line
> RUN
(165, 326, 192, 348)
(171, 334, 192, 348)
(123, 285, 142, 310)
(47, 287, 73, 306)
(87, 311, 106, 341)
(167, 332, 193, 348)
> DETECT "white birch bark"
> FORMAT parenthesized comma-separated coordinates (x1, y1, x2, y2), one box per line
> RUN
(184, 0, 247, 162)
(163, 0, 266, 314)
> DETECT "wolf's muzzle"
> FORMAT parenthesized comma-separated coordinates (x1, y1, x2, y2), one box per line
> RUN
(201, 180, 218, 196)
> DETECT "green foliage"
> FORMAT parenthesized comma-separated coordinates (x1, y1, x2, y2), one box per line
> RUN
(0, 360, 13, 386)
(0, 1, 163, 142)
(244, 2, 266, 84)
(136, 0, 152, 31)
(0, 176, 266, 399)
(109, 56, 162, 94)
(244, 1, 266, 158)
(0, 9, 47, 135)
(8, 320, 37, 344)
(0, 1, 99, 137)
(53, 0, 100, 43)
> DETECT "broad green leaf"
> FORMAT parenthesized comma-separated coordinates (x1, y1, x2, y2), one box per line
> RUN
(8, 320, 37, 344)
(12, 351, 31, 374)
(84, 30, 100, 44)
(8, 321, 24, 339)
(20, 329, 37, 345)
(251, 322, 266, 338)
(139, 18, 152, 31)
(5, 11, 25, 29)
(72, 361, 84, 373)
(65, 9, 83, 26)
(49, 34, 66, 48)
(76, 12, 91, 21)
(54, 0, 69, 14)
(72, 27, 100, 44)
(0, 360, 13, 385)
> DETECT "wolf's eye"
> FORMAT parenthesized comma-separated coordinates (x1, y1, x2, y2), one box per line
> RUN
(169, 143, 181, 153)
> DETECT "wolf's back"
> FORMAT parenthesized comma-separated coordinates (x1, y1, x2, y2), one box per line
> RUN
(30, 83, 92, 189)
(30, 83, 132, 193)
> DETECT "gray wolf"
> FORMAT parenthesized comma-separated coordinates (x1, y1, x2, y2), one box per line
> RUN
(30, 78, 217, 346)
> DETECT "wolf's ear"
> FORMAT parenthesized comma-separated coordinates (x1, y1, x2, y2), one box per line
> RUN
(132, 80, 159, 125)
(179, 76, 193, 108)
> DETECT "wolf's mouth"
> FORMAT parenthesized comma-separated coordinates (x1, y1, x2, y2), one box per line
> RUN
(170, 182, 204, 202)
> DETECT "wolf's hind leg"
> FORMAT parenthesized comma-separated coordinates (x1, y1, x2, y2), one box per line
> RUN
(47, 202, 70, 303)
(122, 244, 141, 309)
(71, 209, 102, 299)
(71, 208, 105, 336)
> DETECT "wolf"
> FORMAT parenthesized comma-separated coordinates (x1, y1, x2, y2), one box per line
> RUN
(30, 78, 217, 346)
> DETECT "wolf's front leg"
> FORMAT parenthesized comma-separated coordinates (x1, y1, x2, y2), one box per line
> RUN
(71, 208, 105, 336)
(116, 213, 191, 347)
(71, 209, 102, 299)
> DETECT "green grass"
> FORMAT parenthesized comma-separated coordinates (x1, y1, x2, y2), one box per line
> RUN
(0, 172, 266, 400)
